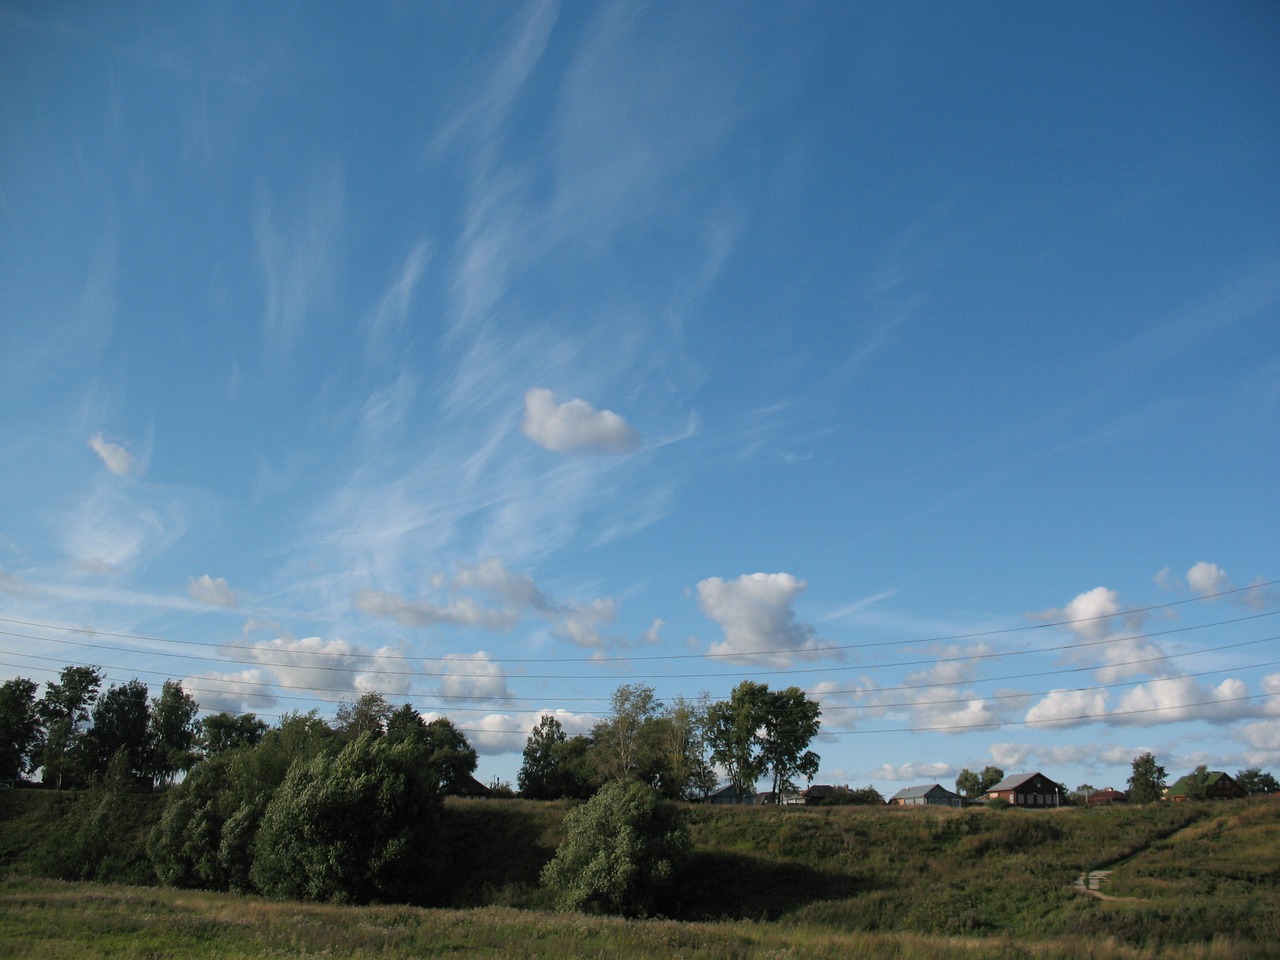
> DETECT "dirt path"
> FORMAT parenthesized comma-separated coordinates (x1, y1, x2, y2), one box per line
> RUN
(1073, 869, 1136, 901)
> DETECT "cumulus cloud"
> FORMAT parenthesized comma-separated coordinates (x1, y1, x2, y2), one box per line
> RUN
(182, 669, 277, 714)
(869, 761, 953, 782)
(356, 557, 635, 649)
(436, 651, 511, 701)
(187, 574, 237, 607)
(246, 635, 370, 692)
(356, 644, 417, 696)
(421, 708, 598, 756)
(1024, 688, 1110, 728)
(521, 387, 641, 455)
(1186, 561, 1231, 597)
(698, 572, 825, 665)
(1112, 676, 1252, 726)
(1037, 585, 1165, 682)
(88, 432, 138, 476)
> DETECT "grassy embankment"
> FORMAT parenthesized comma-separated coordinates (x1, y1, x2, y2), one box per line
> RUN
(1, 788, 1277, 958)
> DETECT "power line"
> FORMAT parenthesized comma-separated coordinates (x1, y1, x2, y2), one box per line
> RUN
(1, 576, 1273, 667)
(2, 609, 1276, 682)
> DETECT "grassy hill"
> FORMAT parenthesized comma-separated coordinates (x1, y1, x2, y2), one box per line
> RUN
(2, 788, 1278, 956)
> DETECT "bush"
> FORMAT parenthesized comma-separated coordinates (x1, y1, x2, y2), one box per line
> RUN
(540, 779, 689, 917)
(250, 734, 444, 905)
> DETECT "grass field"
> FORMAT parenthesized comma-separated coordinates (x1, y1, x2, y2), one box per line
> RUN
(2, 789, 1278, 957)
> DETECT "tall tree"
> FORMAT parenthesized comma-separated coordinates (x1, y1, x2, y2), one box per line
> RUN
(0, 676, 41, 783)
(978, 766, 1005, 793)
(418, 717, 479, 793)
(83, 678, 152, 782)
(149, 680, 199, 785)
(334, 692, 393, 740)
(759, 686, 821, 801)
(519, 714, 568, 799)
(37, 665, 103, 789)
(1128, 751, 1167, 804)
(705, 680, 770, 801)
(955, 769, 981, 799)
(591, 684, 660, 782)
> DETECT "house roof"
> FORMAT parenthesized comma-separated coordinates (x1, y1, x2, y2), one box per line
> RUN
(987, 772, 1061, 793)
(1166, 771, 1239, 796)
(890, 783, 959, 801)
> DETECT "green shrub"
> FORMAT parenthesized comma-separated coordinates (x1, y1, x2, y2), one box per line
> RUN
(250, 733, 444, 905)
(540, 779, 689, 917)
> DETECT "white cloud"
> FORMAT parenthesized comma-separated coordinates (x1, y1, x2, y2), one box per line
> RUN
(437, 651, 511, 702)
(522, 387, 641, 455)
(1112, 676, 1252, 726)
(182, 669, 277, 714)
(869, 761, 953, 783)
(1038, 585, 1166, 682)
(88, 433, 137, 476)
(355, 557, 639, 650)
(988, 742, 1033, 769)
(356, 645, 417, 697)
(353, 588, 519, 630)
(424, 708, 598, 757)
(1058, 586, 1121, 641)
(1186, 561, 1230, 597)
(1024, 688, 1110, 728)
(246, 635, 367, 693)
(187, 574, 237, 607)
(698, 572, 824, 665)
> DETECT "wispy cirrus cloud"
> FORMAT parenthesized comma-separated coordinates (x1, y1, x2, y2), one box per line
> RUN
(88, 432, 138, 477)
(254, 165, 343, 357)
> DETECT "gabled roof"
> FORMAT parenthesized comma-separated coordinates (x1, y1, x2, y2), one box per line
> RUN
(891, 783, 960, 801)
(1166, 770, 1241, 796)
(987, 772, 1061, 793)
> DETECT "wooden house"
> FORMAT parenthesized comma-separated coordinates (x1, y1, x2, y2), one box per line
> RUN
(889, 783, 964, 807)
(1165, 771, 1247, 801)
(983, 772, 1066, 807)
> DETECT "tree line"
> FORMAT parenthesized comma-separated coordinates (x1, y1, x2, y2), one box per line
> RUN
(516, 680, 821, 804)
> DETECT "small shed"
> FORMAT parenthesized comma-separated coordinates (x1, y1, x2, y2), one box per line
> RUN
(889, 783, 964, 807)
(984, 772, 1066, 807)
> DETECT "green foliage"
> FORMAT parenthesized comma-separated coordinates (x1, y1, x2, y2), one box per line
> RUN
(148, 680, 199, 785)
(250, 733, 444, 904)
(956, 766, 1004, 799)
(1128, 751, 1167, 804)
(334, 692, 394, 741)
(1236, 766, 1279, 795)
(82, 679, 152, 783)
(36, 665, 104, 789)
(815, 785, 884, 805)
(199, 711, 268, 757)
(540, 779, 690, 917)
(759, 686, 821, 799)
(0, 676, 40, 782)
(519, 714, 568, 799)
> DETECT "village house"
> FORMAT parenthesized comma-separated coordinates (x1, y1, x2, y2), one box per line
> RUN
(1086, 787, 1128, 806)
(1165, 770, 1247, 801)
(888, 783, 964, 807)
(983, 772, 1066, 807)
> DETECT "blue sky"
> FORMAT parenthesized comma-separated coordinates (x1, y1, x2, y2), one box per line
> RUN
(2, 1, 1278, 796)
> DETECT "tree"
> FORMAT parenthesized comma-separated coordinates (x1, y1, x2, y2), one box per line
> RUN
(1128, 752, 1167, 804)
(82, 679, 152, 783)
(978, 766, 1005, 793)
(37, 665, 103, 789)
(957, 766, 1005, 799)
(650, 695, 717, 801)
(334, 692, 393, 741)
(519, 714, 568, 799)
(0, 676, 41, 783)
(955, 769, 981, 799)
(250, 733, 444, 904)
(591, 683, 660, 783)
(706, 680, 769, 800)
(1184, 764, 1212, 801)
(540, 779, 689, 917)
(149, 680, 199, 785)
(1236, 767, 1279, 796)
(417, 717, 479, 793)
(199, 712, 268, 757)
(1068, 783, 1097, 806)
(759, 686, 821, 801)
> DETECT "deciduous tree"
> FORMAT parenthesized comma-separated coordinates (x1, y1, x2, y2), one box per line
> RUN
(0, 676, 40, 783)
(37, 665, 103, 789)
(1128, 751, 1167, 804)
